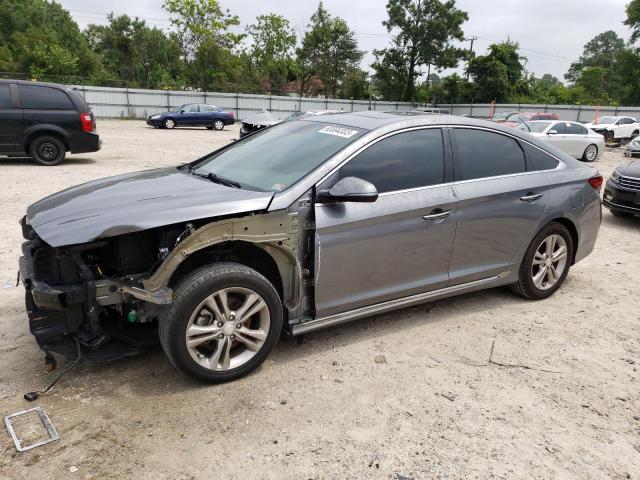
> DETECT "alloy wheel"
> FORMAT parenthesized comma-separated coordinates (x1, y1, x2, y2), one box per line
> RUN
(185, 287, 270, 371)
(584, 144, 597, 161)
(165, 119, 175, 129)
(531, 234, 568, 291)
(214, 120, 224, 130)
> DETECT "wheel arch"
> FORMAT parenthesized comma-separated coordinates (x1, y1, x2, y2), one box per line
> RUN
(24, 126, 70, 154)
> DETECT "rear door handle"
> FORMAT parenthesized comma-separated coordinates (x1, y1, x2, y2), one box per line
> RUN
(422, 209, 452, 221)
(520, 193, 543, 203)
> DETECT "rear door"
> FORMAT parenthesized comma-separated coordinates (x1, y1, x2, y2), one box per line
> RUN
(448, 128, 555, 285)
(0, 83, 23, 153)
(314, 127, 457, 317)
(563, 122, 589, 157)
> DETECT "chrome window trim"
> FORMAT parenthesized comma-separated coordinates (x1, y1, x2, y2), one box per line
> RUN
(315, 125, 447, 195)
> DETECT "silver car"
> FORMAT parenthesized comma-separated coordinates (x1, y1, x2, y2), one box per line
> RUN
(19, 112, 603, 383)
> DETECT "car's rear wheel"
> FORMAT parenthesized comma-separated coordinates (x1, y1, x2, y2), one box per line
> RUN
(163, 118, 176, 129)
(511, 222, 573, 300)
(581, 144, 598, 162)
(213, 120, 225, 131)
(159, 263, 282, 383)
(30, 136, 66, 166)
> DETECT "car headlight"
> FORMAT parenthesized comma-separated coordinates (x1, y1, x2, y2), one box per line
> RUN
(610, 170, 620, 183)
(150, 115, 161, 120)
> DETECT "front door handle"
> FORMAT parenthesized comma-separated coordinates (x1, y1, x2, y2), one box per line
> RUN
(422, 209, 452, 221)
(520, 192, 543, 203)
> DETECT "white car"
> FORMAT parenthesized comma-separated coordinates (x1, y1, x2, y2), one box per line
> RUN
(517, 121, 605, 162)
(583, 116, 640, 142)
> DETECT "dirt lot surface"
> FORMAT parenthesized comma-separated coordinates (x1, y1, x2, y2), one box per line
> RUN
(0, 120, 639, 479)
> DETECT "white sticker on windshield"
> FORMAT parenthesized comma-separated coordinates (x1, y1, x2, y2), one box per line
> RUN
(271, 183, 286, 191)
(318, 125, 359, 138)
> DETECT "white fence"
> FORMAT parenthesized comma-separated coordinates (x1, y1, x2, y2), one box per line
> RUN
(73, 85, 640, 123)
(74, 85, 415, 120)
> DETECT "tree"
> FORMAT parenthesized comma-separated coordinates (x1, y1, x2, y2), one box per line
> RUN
(374, 0, 468, 101)
(467, 41, 526, 102)
(371, 43, 412, 101)
(565, 31, 625, 83)
(245, 14, 297, 93)
(297, 2, 363, 98)
(625, 0, 640, 43)
(338, 68, 369, 99)
(163, 0, 243, 90)
(85, 14, 183, 88)
(0, 0, 103, 80)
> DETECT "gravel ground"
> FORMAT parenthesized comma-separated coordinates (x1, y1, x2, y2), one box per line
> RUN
(0, 120, 639, 480)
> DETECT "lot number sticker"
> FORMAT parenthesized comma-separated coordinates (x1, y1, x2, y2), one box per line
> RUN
(318, 126, 359, 138)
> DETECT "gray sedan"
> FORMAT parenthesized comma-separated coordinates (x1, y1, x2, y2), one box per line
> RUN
(19, 112, 603, 383)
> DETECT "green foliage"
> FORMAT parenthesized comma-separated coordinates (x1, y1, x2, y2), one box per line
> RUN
(338, 68, 370, 100)
(373, 0, 468, 101)
(245, 14, 297, 93)
(0, 0, 103, 81)
(86, 14, 183, 88)
(625, 0, 640, 43)
(297, 2, 363, 98)
(467, 41, 526, 102)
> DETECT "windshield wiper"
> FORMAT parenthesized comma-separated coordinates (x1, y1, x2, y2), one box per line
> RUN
(199, 172, 242, 189)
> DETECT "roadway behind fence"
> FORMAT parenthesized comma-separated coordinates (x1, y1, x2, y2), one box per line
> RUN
(73, 85, 640, 122)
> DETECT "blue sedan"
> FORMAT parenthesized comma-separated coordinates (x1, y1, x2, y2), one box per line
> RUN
(147, 104, 235, 130)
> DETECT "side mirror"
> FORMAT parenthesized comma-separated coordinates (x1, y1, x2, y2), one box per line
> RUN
(317, 177, 378, 204)
(179, 110, 185, 114)
(547, 129, 558, 135)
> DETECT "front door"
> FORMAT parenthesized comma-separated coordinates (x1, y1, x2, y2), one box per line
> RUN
(448, 128, 555, 285)
(314, 128, 457, 318)
(0, 83, 22, 153)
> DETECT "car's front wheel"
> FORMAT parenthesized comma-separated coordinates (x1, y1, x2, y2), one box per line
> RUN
(159, 263, 282, 383)
(213, 120, 225, 131)
(163, 118, 176, 129)
(581, 144, 598, 162)
(30, 135, 66, 166)
(511, 222, 573, 300)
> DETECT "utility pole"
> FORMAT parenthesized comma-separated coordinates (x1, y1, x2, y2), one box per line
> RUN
(464, 36, 478, 81)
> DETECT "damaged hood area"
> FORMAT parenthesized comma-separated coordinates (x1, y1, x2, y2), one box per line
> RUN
(27, 168, 274, 247)
(243, 109, 280, 127)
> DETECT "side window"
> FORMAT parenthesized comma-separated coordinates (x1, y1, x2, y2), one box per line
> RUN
(201, 105, 214, 112)
(336, 129, 445, 193)
(183, 104, 198, 113)
(565, 123, 587, 135)
(551, 122, 567, 134)
(19, 85, 74, 110)
(0, 84, 11, 109)
(453, 129, 525, 181)
(521, 142, 559, 171)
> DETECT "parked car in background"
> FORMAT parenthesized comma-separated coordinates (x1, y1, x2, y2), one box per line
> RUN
(603, 160, 640, 217)
(0, 79, 100, 166)
(239, 109, 342, 138)
(413, 107, 450, 114)
(516, 121, 605, 162)
(146, 104, 235, 130)
(492, 112, 559, 125)
(491, 112, 519, 122)
(583, 116, 640, 143)
(625, 137, 640, 157)
(19, 112, 602, 383)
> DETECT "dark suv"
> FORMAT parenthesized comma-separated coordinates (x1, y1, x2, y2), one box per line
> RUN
(0, 80, 100, 165)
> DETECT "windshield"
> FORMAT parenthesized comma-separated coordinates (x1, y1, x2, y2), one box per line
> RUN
(492, 112, 512, 120)
(595, 116, 617, 125)
(193, 121, 367, 192)
(526, 121, 552, 133)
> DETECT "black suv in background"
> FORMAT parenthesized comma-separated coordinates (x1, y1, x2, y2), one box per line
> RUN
(0, 80, 100, 165)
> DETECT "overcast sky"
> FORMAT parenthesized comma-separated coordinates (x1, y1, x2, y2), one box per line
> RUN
(58, 0, 633, 82)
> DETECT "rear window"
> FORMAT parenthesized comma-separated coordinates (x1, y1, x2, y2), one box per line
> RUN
(19, 85, 74, 110)
(0, 84, 11, 109)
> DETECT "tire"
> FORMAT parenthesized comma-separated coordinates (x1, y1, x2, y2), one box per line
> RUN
(30, 135, 66, 166)
(611, 210, 633, 218)
(163, 118, 176, 129)
(581, 144, 598, 162)
(510, 222, 574, 300)
(632, 130, 639, 140)
(159, 262, 282, 383)
(213, 120, 225, 131)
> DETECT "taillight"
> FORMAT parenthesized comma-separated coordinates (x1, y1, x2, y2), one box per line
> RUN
(230, 111, 235, 120)
(80, 112, 93, 132)
(588, 175, 603, 191)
